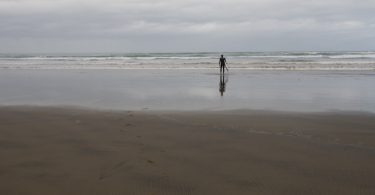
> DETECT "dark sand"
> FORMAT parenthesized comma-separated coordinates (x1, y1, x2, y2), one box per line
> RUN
(0, 106, 375, 194)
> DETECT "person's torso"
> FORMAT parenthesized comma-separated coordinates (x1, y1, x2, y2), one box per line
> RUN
(220, 57, 226, 64)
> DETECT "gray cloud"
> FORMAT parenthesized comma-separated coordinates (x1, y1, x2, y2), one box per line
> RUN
(0, 0, 375, 52)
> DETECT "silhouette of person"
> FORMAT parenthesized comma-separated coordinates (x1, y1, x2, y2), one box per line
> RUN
(219, 54, 227, 73)
(219, 73, 228, 96)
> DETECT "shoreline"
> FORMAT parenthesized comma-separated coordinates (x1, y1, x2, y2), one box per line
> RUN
(1, 106, 375, 194)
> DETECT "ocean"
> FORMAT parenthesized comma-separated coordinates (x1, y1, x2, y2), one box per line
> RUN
(1, 51, 375, 70)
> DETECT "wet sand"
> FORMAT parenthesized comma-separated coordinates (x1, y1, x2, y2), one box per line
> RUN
(0, 106, 375, 194)
(1, 69, 375, 112)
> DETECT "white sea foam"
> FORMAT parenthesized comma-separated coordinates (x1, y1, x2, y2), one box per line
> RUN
(0, 52, 374, 70)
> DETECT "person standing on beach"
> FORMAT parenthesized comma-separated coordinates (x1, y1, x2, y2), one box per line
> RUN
(219, 54, 227, 73)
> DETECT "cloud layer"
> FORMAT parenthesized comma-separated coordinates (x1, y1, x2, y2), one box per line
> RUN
(1, 0, 374, 52)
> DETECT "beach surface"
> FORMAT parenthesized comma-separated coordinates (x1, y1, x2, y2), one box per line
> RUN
(1, 69, 375, 194)
(1, 69, 375, 112)
(1, 106, 375, 195)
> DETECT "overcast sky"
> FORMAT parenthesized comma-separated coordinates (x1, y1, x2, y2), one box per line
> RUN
(1, 0, 375, 53)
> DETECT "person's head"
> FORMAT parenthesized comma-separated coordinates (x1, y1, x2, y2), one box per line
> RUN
(221, 54, 223, 58)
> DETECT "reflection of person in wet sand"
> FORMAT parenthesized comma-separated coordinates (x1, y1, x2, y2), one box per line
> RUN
(219, 73, 228, 96)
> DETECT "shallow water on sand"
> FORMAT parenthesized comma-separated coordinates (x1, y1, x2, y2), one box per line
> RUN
(0, 69, 374, 112)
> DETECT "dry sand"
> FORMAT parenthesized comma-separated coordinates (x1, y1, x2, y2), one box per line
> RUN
(0, 106, 375, 194)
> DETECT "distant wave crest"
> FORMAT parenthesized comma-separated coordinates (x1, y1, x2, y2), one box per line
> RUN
(1, 52, 375, 70)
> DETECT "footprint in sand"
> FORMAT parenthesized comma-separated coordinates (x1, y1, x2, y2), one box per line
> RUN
(98, 161, 128, 180)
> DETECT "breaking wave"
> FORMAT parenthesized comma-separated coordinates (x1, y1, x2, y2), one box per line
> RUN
(0, 52, 374, 70)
